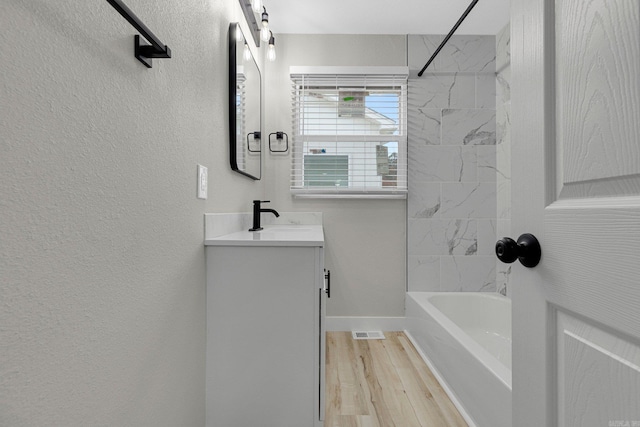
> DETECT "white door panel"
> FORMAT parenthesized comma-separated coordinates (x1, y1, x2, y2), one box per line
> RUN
(511, 0, 640, 425)
(556, 0, 640, 190)
(545, 203, 640, 337)
(557, 312, 640, 427)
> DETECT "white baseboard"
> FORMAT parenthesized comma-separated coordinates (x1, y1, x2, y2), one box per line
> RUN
(326, 316, 406, 332)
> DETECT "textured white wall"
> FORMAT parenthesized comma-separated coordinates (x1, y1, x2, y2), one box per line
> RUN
(0, 0, 264, 425)
(264, 34, 407, 317)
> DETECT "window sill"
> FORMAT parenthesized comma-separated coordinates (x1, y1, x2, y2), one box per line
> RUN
(292, 191, 407, 200)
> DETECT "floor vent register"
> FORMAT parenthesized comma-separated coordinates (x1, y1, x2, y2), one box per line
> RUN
(351, 331, 386, 340)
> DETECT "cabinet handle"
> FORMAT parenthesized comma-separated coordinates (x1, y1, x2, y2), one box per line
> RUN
(324, 269, 331, 298)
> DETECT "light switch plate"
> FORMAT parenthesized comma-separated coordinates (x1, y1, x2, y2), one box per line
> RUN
(197, 165, 208, 199)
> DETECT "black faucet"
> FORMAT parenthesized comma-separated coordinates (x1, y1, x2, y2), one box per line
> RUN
(249, 200, 280, 231)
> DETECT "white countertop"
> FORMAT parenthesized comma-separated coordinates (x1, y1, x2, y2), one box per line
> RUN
(205, 224, 324, 247)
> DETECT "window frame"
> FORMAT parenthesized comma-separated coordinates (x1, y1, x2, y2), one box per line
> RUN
(290, 66, 409, 199)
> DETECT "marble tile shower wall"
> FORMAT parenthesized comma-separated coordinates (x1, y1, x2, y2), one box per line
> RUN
(407, 35, 497, 293)
(496, 24, 512, 296)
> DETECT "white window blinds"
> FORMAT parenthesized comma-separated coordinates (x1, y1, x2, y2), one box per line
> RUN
(290, 67, 408, 198)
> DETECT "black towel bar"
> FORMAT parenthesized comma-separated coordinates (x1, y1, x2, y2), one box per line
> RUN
(106, 0, 171, 68)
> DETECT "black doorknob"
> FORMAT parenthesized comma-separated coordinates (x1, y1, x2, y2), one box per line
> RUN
(495, 233, 541, 268)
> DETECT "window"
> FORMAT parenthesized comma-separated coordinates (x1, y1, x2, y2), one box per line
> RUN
(290, 67, 408, 198)
(304, 155, 349, 187)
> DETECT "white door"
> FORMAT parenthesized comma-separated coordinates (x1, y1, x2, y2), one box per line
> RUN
(511, 0, 640, 426)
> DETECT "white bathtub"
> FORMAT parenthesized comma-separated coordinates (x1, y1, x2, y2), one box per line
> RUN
(405, 292, 512, 427)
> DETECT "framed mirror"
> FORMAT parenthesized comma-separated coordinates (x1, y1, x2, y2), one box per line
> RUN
(229, 22, 262, 180)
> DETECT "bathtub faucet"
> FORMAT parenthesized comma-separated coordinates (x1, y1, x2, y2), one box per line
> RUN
(249, 200, 280, 231)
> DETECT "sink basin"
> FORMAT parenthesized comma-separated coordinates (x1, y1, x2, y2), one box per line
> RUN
(261, 226, 312, 232)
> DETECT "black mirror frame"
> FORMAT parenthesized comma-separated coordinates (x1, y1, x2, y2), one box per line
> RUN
(229, 22, 261, 180)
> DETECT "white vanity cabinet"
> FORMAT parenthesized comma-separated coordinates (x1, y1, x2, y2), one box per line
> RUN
(205, 225, 325, 427)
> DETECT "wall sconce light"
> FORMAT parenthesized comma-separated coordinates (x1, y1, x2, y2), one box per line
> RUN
(267, 32, 276, 62)
(260, 7, 271, 42)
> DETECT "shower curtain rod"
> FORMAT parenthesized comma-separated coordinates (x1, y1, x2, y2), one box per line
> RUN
(106, 0, 171, 68)
(417, 0, 480, 77)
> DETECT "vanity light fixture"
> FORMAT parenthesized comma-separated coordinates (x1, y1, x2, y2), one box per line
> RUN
(237, 0, 277, 60)
(235, 25, 244, 42)
(243, 43, 252, 61)
(267, 32, 276, 62)
(260, 7, 271, 42)
(251, 0, 263, 14)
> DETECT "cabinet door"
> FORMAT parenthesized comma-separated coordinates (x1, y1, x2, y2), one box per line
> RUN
(317, 251, 326, 424)
(207, 246, 317, 427)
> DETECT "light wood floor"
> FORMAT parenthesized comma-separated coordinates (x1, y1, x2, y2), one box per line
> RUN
(325, 331, 468, 427)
